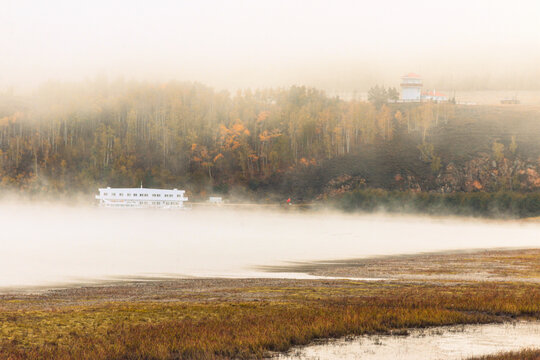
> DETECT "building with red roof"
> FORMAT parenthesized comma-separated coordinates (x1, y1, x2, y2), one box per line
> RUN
(422, 90, 448, 102)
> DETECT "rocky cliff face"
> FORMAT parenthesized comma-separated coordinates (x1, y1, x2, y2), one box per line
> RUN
(435, 155, 540, 193)
(316, 175, 366, 200)
(319, 154, 540, 198)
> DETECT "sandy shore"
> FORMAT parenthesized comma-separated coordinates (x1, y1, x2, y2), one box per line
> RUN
(261, 248, 540, 283)
(1, 248, 538, 300)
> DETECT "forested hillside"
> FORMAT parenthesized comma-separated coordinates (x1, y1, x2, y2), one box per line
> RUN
(0, 80, 539, 200)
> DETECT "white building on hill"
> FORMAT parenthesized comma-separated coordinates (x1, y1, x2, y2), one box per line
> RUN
(400, 73, 448, 102)
(400, 73, 423, 101)
(95, 187, 189, 209)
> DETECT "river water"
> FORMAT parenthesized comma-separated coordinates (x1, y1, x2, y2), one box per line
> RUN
(0, 204, 539, 287)
(275, 321, 540, 360)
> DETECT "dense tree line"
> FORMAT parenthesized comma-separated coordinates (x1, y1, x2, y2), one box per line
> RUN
(0, 80, 453, 195)
(336, 189, 540, 218)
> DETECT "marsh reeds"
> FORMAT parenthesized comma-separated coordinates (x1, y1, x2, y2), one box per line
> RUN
(0, 281, 539, 359)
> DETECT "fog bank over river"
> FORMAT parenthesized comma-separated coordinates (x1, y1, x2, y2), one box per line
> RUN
(1, 204, 539, 288)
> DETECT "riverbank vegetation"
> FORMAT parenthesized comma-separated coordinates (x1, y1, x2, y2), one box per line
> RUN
(1, 279, 539, 359)
(334, 189, 540, 218)
(1, 81, 539, 204)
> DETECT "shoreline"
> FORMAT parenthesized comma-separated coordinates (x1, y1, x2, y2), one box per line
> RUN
(1, 247, 538, 294)
(1, 247, 539, 294)
(260, 247, 540, 283)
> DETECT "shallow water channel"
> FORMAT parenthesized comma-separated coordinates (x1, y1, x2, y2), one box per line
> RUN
(274, 321, 540, 360)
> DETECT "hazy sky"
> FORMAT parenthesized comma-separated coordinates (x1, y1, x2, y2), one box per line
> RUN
(2, 0, 540, 91)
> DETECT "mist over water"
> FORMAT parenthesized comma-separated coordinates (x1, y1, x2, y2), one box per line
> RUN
(1, 203, 539, 288)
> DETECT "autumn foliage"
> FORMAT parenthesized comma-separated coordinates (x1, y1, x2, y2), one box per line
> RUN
(0, 81, 451, 194)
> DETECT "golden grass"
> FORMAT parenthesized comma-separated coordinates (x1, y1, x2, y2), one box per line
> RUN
(1, 281, 540, 359)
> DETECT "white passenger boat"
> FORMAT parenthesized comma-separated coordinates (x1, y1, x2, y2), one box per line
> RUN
(95, 187, 189, 209)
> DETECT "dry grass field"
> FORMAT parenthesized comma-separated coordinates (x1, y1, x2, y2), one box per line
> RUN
(1, 249, 539, 359)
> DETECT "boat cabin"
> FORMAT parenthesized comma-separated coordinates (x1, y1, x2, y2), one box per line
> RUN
(95, 187, 189, 208)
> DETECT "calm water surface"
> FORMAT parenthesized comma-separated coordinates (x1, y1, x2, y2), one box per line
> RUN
(275, 321, 540, 360)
